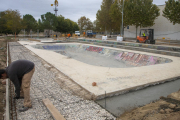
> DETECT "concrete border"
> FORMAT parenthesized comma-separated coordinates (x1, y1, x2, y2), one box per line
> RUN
(5, 43, 9, 120)
(19, 41, 180, 100)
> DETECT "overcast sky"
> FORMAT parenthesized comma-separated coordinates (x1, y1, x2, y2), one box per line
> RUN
(0, 0, 167, 22)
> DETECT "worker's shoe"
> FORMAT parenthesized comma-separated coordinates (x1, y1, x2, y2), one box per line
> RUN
(19, 106, 32, 112)
(13, 96, 24, 99)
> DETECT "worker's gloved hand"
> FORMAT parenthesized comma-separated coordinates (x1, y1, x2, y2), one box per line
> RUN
(13, 93, 20, 99)
(13, 96, 20, 99)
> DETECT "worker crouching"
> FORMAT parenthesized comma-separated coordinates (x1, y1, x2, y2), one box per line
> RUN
(0, 60, 35, 112)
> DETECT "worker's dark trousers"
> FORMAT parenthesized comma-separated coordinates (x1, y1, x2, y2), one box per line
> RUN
(20, 66, 35, 107)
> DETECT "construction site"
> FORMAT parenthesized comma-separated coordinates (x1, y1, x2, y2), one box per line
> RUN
(1, 0, 180, 119)
(0, 34, 180, 120)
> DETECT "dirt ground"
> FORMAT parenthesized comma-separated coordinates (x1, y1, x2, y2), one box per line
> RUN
(0, 37, 180, 120)
(117, 90, 180, 120)
(0, 38, 7, 120)
(0, 37, 18, 120)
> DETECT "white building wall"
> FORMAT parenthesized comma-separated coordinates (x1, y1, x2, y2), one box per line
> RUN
(124, 5, 180, 40)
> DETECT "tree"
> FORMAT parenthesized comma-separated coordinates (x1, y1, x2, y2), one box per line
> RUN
(22, 14, 37, 34)
(110, 0, 130, 34)
(124, 0, 160, 37)
(55, 15, 79, 33)
(40, 12, 58, 36)
(110, 0, 121, 32)
(41, 12, 58, 30)
(96, 0, 114, 34)
(3, 9, 22, 35)
(78, 16, 93, 33)
(55, 15, 65, 33)
(71, 22, 79, 33)
(91, 20, 98, 32)
(0, 11, 6, 34)
(64, 19, 72, 33)
(163, 0, 180, 25)
(37, 19, 44, 32)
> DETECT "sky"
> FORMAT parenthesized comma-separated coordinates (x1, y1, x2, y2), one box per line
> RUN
(0, 0, 168, 22)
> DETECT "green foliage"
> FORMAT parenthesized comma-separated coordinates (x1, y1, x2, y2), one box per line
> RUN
(96, 0, 114, 32)
(41, 12, 58, 30)
(0, 12, 7, 34)
(73, 23, 79, 32)
(124, 0, 160, 37)
(78, 16, 93, 32)
(109, 0, 121, 31)
(109, 0, 131, 33)
(125, 0, 160, 27)
(37, 19, 44, 32)
(64, 19, 72, 33)
(0, 9, 22, 34)
(92, 20, 100, 32)
(109, 0, 126, 31)
(55, 15, 65, 33)
(5, 10, 22, 34)
(55, 15, 79, 33)
(0, 9, 78, 35)
(22, 14, 38, 34)
(163, 0, 180, 25)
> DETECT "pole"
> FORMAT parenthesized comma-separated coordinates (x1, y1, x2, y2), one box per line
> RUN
(24, 29, 25, 38)
(55, 6, 56, 16)
(37, 29, 39, 38)
(121, 0, 124, 37)
(80, 23, 81, 34)
(30, 30, 32, 38)
(105, 91, 106, 109)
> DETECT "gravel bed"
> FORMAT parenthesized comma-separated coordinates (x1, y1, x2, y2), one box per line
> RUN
(9, 42, 115, 120)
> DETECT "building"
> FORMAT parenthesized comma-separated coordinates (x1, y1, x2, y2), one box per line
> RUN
(124, 5, 180, 40)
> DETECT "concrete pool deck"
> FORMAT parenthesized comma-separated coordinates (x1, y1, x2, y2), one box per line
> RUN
(19, 41, 180, 99)
(9, 42, 115, 119)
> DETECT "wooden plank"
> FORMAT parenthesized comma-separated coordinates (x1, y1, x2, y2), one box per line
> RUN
(42, 98, 66, 120)
(28, 38, 41, 42)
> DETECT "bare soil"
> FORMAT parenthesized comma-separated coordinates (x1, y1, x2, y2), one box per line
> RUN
(0, 38, 7, 120)
(0, 37, 180, 120)
(0, 37, 18, 120)
(117, 90, 180, 120)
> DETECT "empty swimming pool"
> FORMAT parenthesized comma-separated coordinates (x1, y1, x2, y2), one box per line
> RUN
(32, 44, 172, 68)
(21, 42, 180, 100)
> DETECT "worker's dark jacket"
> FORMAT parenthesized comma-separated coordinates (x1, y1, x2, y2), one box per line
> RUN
(5, 60, 34, 97)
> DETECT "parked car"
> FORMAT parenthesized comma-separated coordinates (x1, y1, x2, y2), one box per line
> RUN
(75, 31, 80, 36)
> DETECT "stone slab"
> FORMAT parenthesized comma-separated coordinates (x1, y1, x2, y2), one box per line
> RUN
(43, 98, 66, 120)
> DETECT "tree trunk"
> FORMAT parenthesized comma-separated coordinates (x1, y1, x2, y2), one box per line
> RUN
(123, 26, 124, 37)
(136, 26, 138, 39)
(110, 26, 111, 37)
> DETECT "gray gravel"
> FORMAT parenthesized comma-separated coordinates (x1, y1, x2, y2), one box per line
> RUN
(9, 42, 115, 120)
